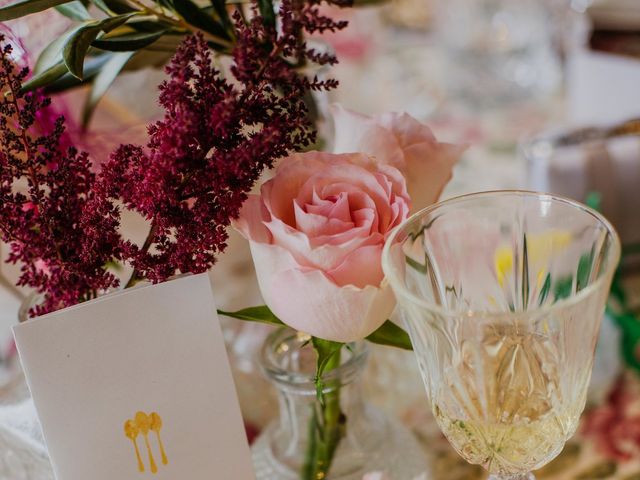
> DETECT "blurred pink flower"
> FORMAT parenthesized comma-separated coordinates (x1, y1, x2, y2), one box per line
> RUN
(331, 104, 464, 212)
(582, 373, 640, 462)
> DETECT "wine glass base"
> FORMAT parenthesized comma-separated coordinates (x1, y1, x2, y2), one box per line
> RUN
(488, 474, 535, 480)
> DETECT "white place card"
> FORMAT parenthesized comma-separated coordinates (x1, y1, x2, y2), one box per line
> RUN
(13, 273, 255, 480)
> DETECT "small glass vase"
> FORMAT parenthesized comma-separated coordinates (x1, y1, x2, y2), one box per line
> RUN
(251, 328, 429, 480)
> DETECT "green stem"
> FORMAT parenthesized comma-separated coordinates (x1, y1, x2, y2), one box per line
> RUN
(302, 348, 344, 480)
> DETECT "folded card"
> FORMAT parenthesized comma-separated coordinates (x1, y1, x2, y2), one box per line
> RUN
(13, 273, 255, 480)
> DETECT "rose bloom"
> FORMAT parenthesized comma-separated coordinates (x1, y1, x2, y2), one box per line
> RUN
(236, 152, 410, 341)
(236, 108, 461, 342)
(331, 104, 464, 212)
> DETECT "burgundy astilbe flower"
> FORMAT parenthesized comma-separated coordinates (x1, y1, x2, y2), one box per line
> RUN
(1, 0, 350, 310)
(0, 38, 120, 314)
(102, 21, 345, 284)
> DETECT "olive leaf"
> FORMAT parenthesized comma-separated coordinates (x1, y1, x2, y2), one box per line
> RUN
(21, 62, 69, 91)
(92, 30, 166, 52)
(63, 13, 138, 79)
(92, 0, 135, 15)
(26, 54, 114, 93)
(24, 23, 86, 92)
(34, 24, 85, 74)
(0, 0, 72, 21)
(256, 0, 275, 30)
(54, 0, 90, 20)
(209, 0, 233, 32)
(167, 0, 230, 43)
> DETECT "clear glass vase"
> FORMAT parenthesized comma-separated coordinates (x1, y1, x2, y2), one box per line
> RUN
(252, 328, 430, 480)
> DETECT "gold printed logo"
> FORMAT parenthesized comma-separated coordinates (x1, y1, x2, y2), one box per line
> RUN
(124, 411, 168, 474)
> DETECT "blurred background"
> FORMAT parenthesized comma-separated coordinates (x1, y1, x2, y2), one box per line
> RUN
(2, 0, 640, 478)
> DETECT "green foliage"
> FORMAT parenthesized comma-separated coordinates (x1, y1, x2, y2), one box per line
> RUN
(256, 0, 275, 30)
(63, 14, 138, 79)
(217, 305, 284, 326)
(55, 0, 91, 20)
(218, 305, 414, 351)
(365, 319, 412, 350)
(2, 0, 361, 125)
(3, 0, 238, 123)
(0, 0, 72, 21)
(92, 30, 166, 52)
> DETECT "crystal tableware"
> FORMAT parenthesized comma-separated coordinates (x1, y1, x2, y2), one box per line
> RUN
(382, 191, 620, 480)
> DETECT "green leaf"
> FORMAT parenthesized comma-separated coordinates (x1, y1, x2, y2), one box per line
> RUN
(217, 305, 284, 326)
(21, 61, 69, 91)
(82, 51, 134, 129)
(63, 14, 136, 79)
(92, 30, 165, 52)
(169, 0, 230, 41)
(256, 0, 275, 30)
(90, 0, 135, 14)
(365, 320, 413, 350)
(207, 0, 233, 37)
(55, 0, 90, 20)
(34, 24, 85, 75)
(0, 0, 72, 20)
(40, 54, 114, 93)
(209, 0, 232, 30)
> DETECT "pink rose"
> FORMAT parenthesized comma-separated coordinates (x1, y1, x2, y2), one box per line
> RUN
(235, 151, 410, 342)
(331, 105, 464, 211)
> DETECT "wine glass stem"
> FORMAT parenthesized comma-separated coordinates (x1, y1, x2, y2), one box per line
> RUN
(488, 474, 535, 480)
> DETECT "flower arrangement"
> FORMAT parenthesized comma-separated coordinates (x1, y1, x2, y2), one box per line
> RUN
(0, 0, 347, 313)
(227, 107, 462, 478)
(0, 0, 464, 477)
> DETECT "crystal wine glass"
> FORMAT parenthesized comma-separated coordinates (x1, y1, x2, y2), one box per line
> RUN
(382, 191, 620, 480)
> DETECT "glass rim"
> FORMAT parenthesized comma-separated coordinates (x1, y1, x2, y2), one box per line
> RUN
(381, 190, 622, 319)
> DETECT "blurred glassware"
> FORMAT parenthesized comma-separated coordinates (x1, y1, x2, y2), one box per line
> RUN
(434, 0, 562, 106)
(521, 119, 640, 256)
(588, 0, 640, 32)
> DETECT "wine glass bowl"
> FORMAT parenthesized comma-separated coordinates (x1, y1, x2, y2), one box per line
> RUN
(382, 191, 620, 480)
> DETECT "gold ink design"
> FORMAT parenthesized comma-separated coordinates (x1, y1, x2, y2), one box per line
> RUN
(124, 411, 168, 474)
(124, 420, 145, 472)
(150, 412, 168, 466)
